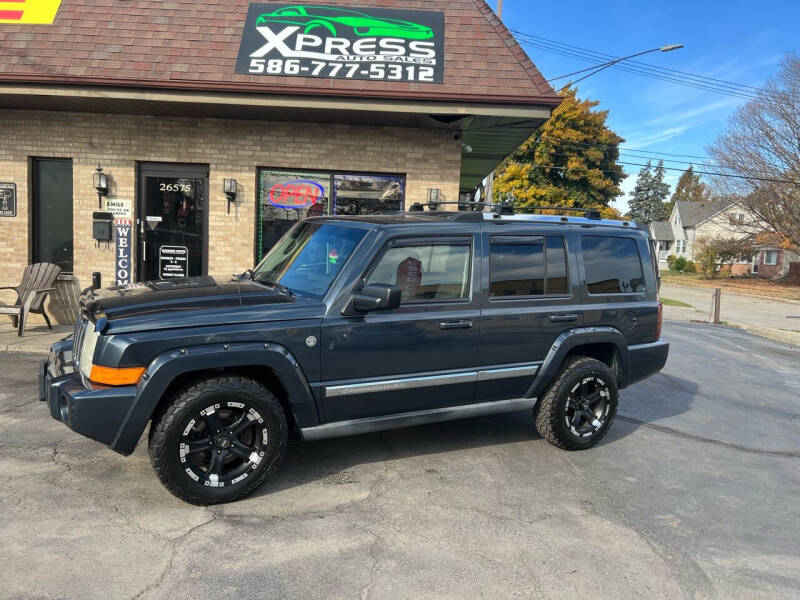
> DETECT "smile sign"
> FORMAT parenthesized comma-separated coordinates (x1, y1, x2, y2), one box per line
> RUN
(236, 4, 445, 83)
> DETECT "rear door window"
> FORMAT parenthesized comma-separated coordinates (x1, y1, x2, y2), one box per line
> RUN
(489, 235, 569, 297)
(582, 236, 645, 294)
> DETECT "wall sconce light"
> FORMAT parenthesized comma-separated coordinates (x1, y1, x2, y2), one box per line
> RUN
(93, 163, 109, 209)
(224, 178, 238, 214)
(428, 188, 441, 210)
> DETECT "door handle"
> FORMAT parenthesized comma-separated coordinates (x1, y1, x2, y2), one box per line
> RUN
(549, 313, 579, 323)
(440, 319, 473, 330)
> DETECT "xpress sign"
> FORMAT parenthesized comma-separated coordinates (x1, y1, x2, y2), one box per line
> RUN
(235, 4, 445, 83)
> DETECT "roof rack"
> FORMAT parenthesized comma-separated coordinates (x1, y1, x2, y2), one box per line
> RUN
(405, 201, 637, 229)
(408, 200, 602, 219)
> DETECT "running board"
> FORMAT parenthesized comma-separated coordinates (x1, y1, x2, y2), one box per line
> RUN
(300, 397, 536, 441)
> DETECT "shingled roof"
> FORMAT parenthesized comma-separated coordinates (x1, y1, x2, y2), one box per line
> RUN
(0, 0, 561, 106)
(649, 221, 674, 241)
(675, 200, 731, 228)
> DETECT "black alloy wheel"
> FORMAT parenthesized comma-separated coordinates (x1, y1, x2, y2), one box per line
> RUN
(149, 375, 287, 504)
(534, 356, 618, 450)
(179, 402, 268, 488)
(563, 376, 612, 439)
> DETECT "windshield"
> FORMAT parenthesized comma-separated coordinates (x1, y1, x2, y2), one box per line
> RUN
(252, 222, 366, 298)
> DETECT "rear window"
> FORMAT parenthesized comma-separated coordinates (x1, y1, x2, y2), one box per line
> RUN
(490, 236, 569, 297)
(582, 236, 645, 294)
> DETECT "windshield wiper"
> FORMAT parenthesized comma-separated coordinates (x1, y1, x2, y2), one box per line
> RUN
(254, 277, 294, 296)
(236, 269, 255, 280)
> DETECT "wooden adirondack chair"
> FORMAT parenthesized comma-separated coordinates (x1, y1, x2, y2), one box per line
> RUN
(0, 263, 61, 336)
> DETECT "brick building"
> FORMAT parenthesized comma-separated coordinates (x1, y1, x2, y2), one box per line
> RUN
(0, 0, 560, 324)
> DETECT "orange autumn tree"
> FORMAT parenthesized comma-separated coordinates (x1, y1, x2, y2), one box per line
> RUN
(493, 87, 626, 219)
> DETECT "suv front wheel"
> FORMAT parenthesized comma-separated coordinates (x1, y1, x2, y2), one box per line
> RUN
(534, 356, 618, 450)
(148, 375, 288, 505)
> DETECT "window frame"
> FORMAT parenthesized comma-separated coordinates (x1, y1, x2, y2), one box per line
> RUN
(581, 234, 647, 297)
(763, 250, 779, 266)
(361, 235, 474, 306)
(31, 157, 74, 274)
(488, 234, 571, 302)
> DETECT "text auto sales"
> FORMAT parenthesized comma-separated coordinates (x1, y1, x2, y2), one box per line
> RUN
(248, 27, 437, 81)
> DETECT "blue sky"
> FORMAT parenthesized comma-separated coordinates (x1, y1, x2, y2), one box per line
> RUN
(492, 0, 799, 212)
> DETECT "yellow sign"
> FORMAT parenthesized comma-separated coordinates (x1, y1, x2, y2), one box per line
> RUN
(0, 0, 62, 24)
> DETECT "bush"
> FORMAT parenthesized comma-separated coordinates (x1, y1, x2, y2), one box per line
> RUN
(693, 237, 719, 278)
(685, 261, 697, 273)
(666, 254, 678, 270)
(672, 256, 689, 272)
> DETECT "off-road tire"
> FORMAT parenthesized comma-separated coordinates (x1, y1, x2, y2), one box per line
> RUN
(148, 375, 288, 505)
(534, 356, 618, 450)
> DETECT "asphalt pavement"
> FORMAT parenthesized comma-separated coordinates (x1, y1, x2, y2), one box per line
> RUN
(1, 321, 799, 599)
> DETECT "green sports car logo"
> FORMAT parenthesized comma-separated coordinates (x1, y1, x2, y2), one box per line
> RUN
(255, 5, 434, 39)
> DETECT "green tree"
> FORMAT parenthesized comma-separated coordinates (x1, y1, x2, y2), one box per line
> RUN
(493, 86, 626, 219)
(628, 160, 669, 223)
(667, 165, 708, 215)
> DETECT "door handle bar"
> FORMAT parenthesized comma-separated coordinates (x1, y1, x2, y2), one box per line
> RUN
(549, 313, 579, 322)
(440, 320, 473, 330)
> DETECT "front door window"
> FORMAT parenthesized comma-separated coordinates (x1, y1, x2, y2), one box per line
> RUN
(138, 165, 207, 281)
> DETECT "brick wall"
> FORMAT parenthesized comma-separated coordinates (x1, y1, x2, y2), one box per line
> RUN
(756, 249, 783, 279)
(0, 109, 462, 324)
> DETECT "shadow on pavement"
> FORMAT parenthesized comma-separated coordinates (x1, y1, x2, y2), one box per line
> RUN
(255, 410, 540, 497)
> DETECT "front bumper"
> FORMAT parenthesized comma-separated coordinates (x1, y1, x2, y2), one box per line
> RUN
(626, 339, 669, 386)
(40, 339, 138, 452)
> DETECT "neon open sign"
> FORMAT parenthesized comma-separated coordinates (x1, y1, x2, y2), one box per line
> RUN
(269, 180, 324, 209)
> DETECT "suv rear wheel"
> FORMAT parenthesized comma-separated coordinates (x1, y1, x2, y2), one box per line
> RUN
(534, 356, 618, 450)
(148, 375, 287, 505)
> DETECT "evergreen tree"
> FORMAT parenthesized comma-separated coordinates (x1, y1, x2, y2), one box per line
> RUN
(628, 161, 653, 222)
(628, 160, 669, 223)
(493, 86, 626, 219)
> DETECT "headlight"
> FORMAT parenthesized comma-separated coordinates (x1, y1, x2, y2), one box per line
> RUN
(78, 328, 100, 380)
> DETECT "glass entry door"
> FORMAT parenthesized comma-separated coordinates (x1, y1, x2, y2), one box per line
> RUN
(137, 163, 208, 282)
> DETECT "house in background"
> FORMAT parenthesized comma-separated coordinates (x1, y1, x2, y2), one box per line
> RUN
(648, 200, 729, 268)
(649, 199, 799, 278)
(647, 221, 674, 263)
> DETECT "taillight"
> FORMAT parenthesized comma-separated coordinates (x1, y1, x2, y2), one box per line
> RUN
(656, 300, 663, 340)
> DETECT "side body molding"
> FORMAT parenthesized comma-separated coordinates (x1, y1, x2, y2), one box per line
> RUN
(526, 326, 629, 399)
(111, 342, 317, 455)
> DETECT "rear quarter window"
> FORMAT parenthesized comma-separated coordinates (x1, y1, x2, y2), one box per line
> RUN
(582, 235, 645, 294)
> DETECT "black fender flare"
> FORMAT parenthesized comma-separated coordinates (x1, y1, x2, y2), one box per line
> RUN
(110, 342, 317, 455)
(526, 326, 629, 399)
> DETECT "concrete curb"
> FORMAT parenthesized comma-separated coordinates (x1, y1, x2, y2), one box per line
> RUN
(734, 324, 800, 347)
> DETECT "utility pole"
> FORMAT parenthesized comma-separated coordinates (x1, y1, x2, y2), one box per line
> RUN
(497, 0, 502, 18)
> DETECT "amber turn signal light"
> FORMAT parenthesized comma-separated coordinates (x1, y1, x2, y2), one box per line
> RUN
(89, 365, 146, 386)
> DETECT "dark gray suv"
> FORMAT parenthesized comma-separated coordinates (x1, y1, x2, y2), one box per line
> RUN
(40, 211, 668, 504)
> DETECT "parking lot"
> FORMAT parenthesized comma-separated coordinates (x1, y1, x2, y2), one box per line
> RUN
(1, 321, 799, 599)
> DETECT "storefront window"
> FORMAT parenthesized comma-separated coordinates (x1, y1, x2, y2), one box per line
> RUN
(333, 173, 405, 216)
(256, 169, 332, 262)
(256, 169, 405, 262)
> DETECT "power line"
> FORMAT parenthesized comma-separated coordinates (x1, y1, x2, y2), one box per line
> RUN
(514, 31, 796, 102)
(511, 160, 798, 185)
(518, 38, 766, 102)
(511, 31, 798, 105)
(529, 137, 722, 163)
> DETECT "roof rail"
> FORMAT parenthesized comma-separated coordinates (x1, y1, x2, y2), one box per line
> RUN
(408, 200, 602, 219)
